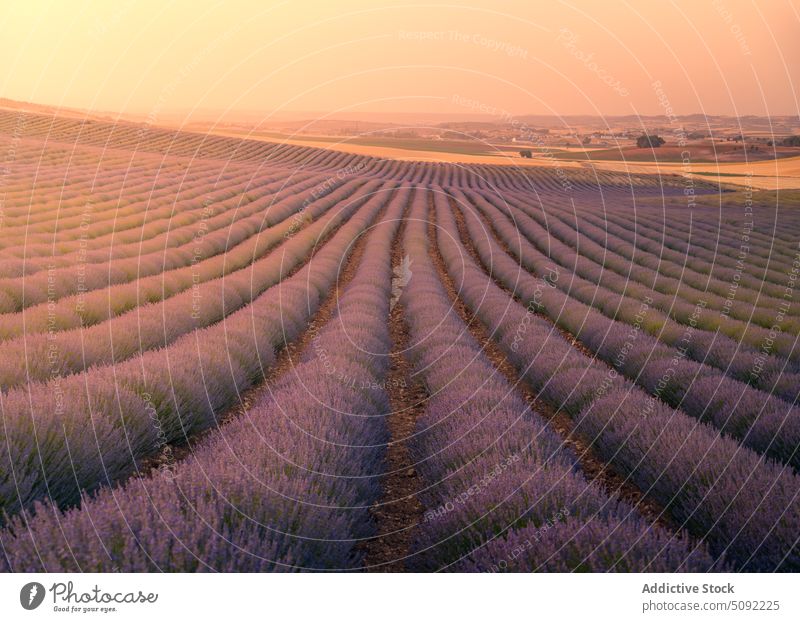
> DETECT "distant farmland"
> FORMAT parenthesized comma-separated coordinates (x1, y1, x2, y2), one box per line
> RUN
(567, 142, 800, 163)
(220, 129, 504, 156)
(0, 109, 798, 572)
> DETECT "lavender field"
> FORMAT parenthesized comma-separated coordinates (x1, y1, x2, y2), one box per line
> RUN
(0, 109, 798, 572)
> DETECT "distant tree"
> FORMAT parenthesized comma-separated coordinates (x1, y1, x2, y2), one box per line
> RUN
(519, 149, 533, 158)
(781, 135, 800, 147)
(582, 136, 592, 145)
(636, 134, 665, 148)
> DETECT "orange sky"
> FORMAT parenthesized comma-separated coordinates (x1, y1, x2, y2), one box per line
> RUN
(1, 0, 799, 121)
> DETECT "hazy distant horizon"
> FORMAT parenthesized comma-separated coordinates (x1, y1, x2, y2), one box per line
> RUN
(4, 97, 798, 130)
(3, 1, 799, 122)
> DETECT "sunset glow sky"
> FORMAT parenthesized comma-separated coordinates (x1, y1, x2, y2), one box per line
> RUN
(2, 0, 798, 121)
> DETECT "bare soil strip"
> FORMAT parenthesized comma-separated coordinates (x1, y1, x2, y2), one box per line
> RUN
(431, 190, 681, 535)
(362, 203, 427, 572)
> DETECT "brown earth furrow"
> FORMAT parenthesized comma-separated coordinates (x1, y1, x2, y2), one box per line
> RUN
(362, 198, 427, 572)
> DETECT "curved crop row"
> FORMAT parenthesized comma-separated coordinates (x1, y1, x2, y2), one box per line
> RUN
(0, 181, 395, 518)
(0, 159, 247, 243)
(0, 186, 410, 571)
(0, 178, 383, 388)
(0, 172, 317, 303)
(561, 201, 798, 308)
(527, 191, 800, 326)
(464, 189, 799, 393)
(0, 177, 366, 338)
(606, 203, 800, 272)
(1, 109, 710, 196)
(480, 189, 799, 362)
(401, 189, 713, 572)
(455, 189, 800, 468)
(433, 188, 800, 570)
(0, 170, 322, 280)
(518, 191, 800, 326)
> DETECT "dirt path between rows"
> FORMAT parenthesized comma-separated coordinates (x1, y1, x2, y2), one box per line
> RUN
(362, 200, 427, 572)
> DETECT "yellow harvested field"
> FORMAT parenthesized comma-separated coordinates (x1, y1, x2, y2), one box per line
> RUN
(573, 156, 800, 191)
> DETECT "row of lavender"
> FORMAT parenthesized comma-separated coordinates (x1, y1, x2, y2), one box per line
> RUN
(468, 189, 799, 397)
(400, 190, 714, 571)
(517, 187, 799, 283)
(493, 189, 800, 343)
(0, 187, 409, 571)
(0, 145, 207, 226)
(0, 181, 395, 519)
(457, 189, 800, 469)
(1, 109, 704, 197)
(497, 186, 800, 412)
(0, 161, 284, 252)
(538, 192, 800, 327)
(0, 170, 325, 303)
(0, 179, 382, 388)
(524, 189, 800, 328)
(595, 199, 800, 280)
(0, 176, 358, 339)
(0, 158, 219, 238)
(434, 189, 799, 570)
(0, 161, 294, 274)
(504, 193, 800, 401)
(468, 189, 800, 384)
